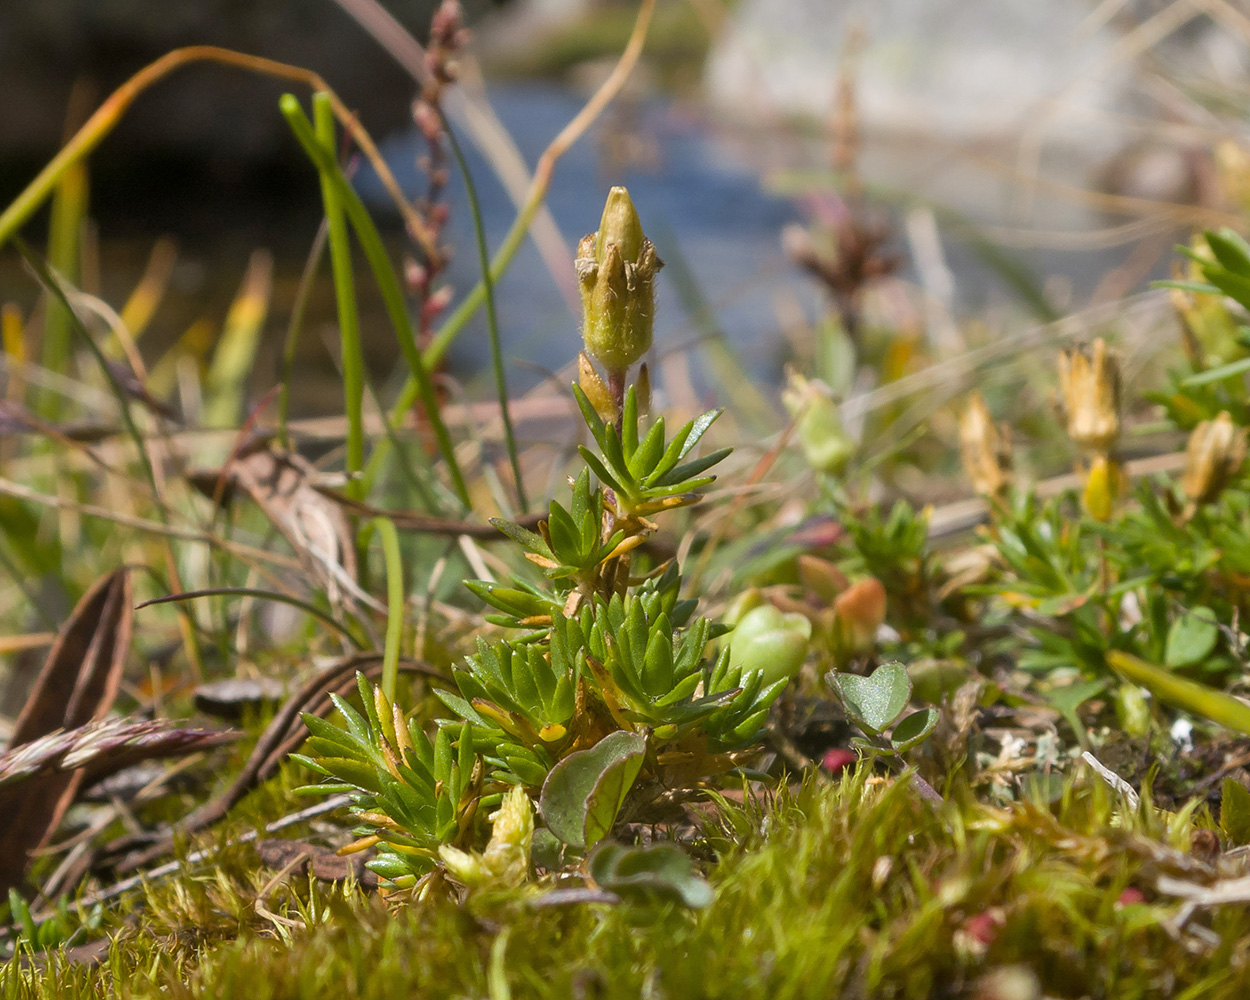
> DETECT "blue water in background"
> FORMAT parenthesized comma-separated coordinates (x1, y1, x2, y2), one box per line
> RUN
(354, 81, 817, 396)
(354, 80, 1152, 403)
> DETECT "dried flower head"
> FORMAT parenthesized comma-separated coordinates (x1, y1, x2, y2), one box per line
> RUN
(959, 391, 1012, 498)
(1057, 338, 1121, 454)
(1182, 411, 1247, 506)
(577, 187, 663, 374)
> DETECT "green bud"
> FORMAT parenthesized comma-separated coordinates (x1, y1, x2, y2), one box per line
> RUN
(722, 588, 765, 629)
(782, 369, 855, 476)
(577, 186, 663, 373)
(728, 604, 812, 688)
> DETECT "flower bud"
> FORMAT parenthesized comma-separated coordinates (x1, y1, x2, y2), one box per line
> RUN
(782, 368, 855, 476)
(797, 554, 849, 604)
(832, 577, 887, 660)
(958, 391, 1012, 498)
(577, 187, 662, 373)
(728, 603, 812, 687)
(1057, 338, 1121, 454)
(1182, 411, 1247, 506)
(1113, 681, 1151, 737)
(635, 361, 652, 416)
(1082, 455, 1128, 521)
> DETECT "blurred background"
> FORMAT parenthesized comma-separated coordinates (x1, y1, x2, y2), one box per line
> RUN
(1, 0, 1247, 413)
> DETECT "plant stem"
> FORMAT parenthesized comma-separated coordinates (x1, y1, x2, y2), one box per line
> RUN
(371, 516, 404, 702)
(280, 94, 471, 508)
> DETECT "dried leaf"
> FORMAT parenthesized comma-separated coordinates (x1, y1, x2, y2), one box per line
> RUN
(10, 569, 132, 742)
(193, 677, 286, 722)
(189, 444, 363, 609)
(0, 569, 132, 893)
(255, 838, 377, 888)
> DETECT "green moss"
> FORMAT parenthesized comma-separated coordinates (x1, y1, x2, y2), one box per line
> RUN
(7, 770, 1247, 999)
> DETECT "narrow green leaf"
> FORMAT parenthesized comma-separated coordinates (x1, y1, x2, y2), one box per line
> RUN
(628, 418, 667, 481)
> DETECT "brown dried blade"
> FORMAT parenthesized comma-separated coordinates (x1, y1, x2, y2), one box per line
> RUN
(189, 443, 365, 610)
(0, 569, 132, 893)
(0, 718, 236, 791)
(315, 487, 545, 538)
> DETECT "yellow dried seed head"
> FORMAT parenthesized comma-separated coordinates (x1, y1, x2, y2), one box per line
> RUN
(1182, 411, 1247, 505)
(958, 391, 1012, 498)
(1058, 338, 1121, 453)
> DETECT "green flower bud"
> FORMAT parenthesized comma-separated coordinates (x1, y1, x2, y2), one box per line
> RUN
(577, 187, 663, 373)
(1082, 455, 1127, 522)
(728, 604, 812, 688)
(782, 369, 855, 476)
(722, 588, 765, 629)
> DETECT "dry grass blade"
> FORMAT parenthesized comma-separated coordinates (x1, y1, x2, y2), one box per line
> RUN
(195, 443, 363, 611)
(9, 569, 132, 743)
(316, 488, 543, 538)
(0, 569, 132, 892)
(0, 718, 235, 790)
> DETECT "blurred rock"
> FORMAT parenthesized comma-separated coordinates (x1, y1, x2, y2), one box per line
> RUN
(702, 0, 1240, 222)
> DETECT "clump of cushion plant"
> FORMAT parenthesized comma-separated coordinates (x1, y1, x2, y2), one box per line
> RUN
(296, 187, 805, 895)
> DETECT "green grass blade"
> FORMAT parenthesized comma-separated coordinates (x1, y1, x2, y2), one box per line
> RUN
(312, 94, 365, 500)
(441, 109, 527, 513)
(278, 93, 471, 509)
(1107, 650, 1250, 736)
